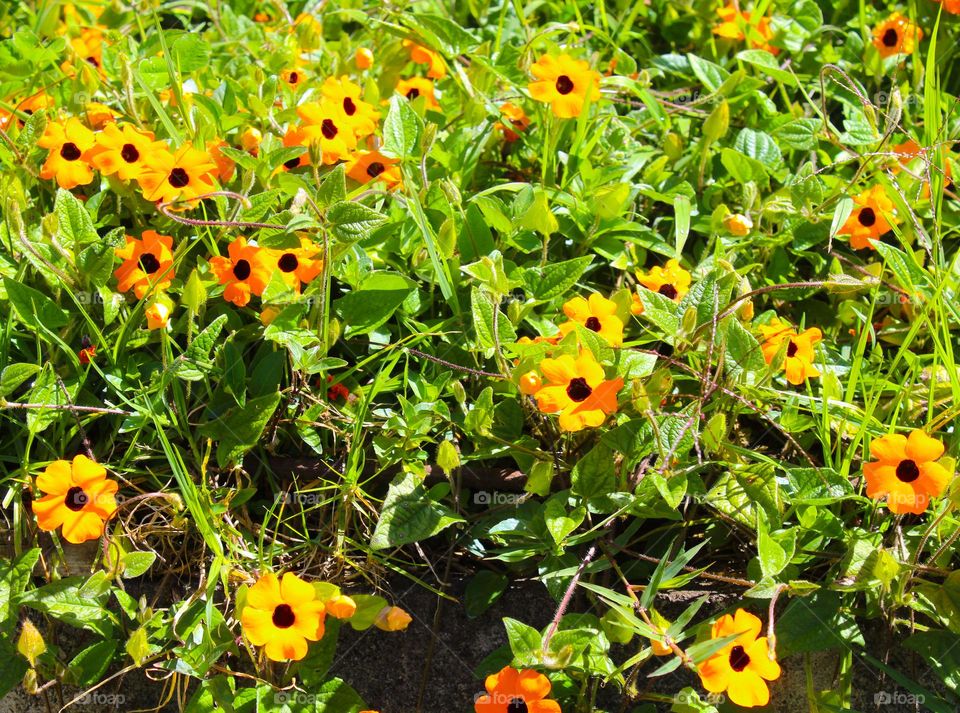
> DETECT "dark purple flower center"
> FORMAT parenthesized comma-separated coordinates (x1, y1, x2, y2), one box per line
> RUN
(120, 143, 140, 163)
(278, 253, 299, 272)
(272, 604, 296, 628)
(555, 75, 575, 94)
(233, 259, 252, 281)
(729, 645, 751, 672)
(507, 699, 528, 713)
(896, 459, 920, 483)
(367, 161, 385, 177)
(566, 377, 592, 402)
(168, 167, 190, 188)
(406, 88, 420, 100)
(585, 316, 602, 332)
(882, 28, 899, 47)
(60, 142, 82, 161)
(343, 97, 357, 115)
(321, 119, 338, 139)
(786, 340, 798, 358)
(858, 207, 877, 227)
(288, 71, 299, 84)
(284, 156, 301, 169)
(139, 252, 161, 274)
(65, 486, 89, 512)
(658, 284, 678, 300)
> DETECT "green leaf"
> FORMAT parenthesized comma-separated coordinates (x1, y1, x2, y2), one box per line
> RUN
(0, 636, 27, 699)
(0, 364, 40, 398)
(347, 594, 388, 630)
(121, 551, 157, 579)
(465, 571, 509, 618)
(19, 573, 115, 637)
(311, 677, 367, 713)
(65, 641, 116, 687)
(572, 444, 616, 500)
(335, 272, 414, 337)
(733, 128, 782, 169)
(720, 148, 767, 184)
(327, 201, 388, 244)
(736, 49, 798, 86)
(316, 164, 346, 209)
(687, 54, 729, 92)
(370, 472, 465, 549)
(55, 188, 99, 247)
(173, 315, 228, 381)
(381, 94, 423, 159)
(503, 617, 542, 667)
(203, 392, 282, 468)
(3, 278, 68, 330)
(24, 365, 77, 434)
(471, 287, 516, 350)
(724, 318, 766, 379)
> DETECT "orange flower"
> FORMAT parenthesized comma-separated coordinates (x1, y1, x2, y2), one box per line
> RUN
(713, 4, 779, 54)
(519, 371, 542, 395)
(873, 13, 922, 57)
(403, 39, 446, 79)
(937, 0, 960, 13)
(355, 47, 374, 69)
(345, 149, 402, 189)
(90, 123, 166, 181)
(535, 351, 623, 431)
(63, 27, 107, 77)
(266, 237, 323, 289)
(758, 318, 822, 385)
(37, 118, 96, 189)
(280, 126, 310, 169)
(136, 143, 218, 206)
(325, 594, 357, 619)
(637, 259, 691, 301)
(240, 572, 326, 662)
(210, 238, 273, 307)
(0, 92, 54, 131)
(395, 77, 440, 110)
(78, 337, 96, 365)
(280, 67, 306, 88)
(374, 606, 412, 631)
(495, 102, 531, 142)
(206, 139, 235, 182)
(294, 99, 359, 164)
(84, 102, 121, 129)
(863, 430, 953, 514)
(474, 666, 561, 713)
(32, 455, 118, 544)
(240, 127, 262, 155)
(698, 609, 781, 708)
(557, 293, 624, 346)
(528, 54, 601, 118)
(837, 185, 898, 249)
(145, 302, 171, 330)
(320, 76, 380, 139)
(114, 230, 175, 299)
(724, 213, 753, 236)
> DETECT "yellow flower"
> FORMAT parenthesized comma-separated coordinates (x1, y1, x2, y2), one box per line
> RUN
(240, 127, 262, 155)
(698, 609, 781, 708)
(713, 4, 778, 54)
(294, 99, 360, 164)
(145, 302, 170, 330)
(240, 572, 326, 662)
(37, 118, 96, 189)
(266, 237, 323, 290)
(320, 76, 380, 139)
(325, 594, 357, 619)
(557, 293, 624, 346)
(637, 259, 691, 301)
(345, 149, 402, 189)
(534, 351, 623, 432)
(280, 67, 307, 88)
(863, 430, 953, 514)
(90, 123, 167, 182)
(395, 77, 440, 110)
(355, 47, 374, 69)
(114, 230, 175, 299)
(136, 143, 218, 206)
(872, 13, 922, 58)
(528, 54, 601, 118)
(32, 455, 118, 544)
(837, 185, 899, 250)
(403, 39, 446, 79)
(758, 318, 822, 385)
(724, 213, 753, 236)
(518, 371, 542, 396)
(374, 606, 412, 631)
(209, 238, 273, 307)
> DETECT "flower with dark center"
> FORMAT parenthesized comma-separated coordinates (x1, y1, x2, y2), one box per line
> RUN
(658, 284, 678, 300)
(406, 88, 420, 100)
(367, 161, 385, 177)
(32, 455, 119, 544)
(278, 253, 299, 272)
(697, 608, 781, 708)
(555, 75, 574, 94)
(882, 28, 899, 46)
(233, 259, 252, 281)
(473, 666, 560, 713)
(60, 142, 82, 161)
(167, 167, 190, 188)
(138, 253, 161, 274)
(839, 185, 899, 249)
(864, 429, 952, 514)
(535, 351, 623, 432)
(558, 293, 624, 346)
(759, 318, 823, 385)
(858, 207, 877, 226)
(566, 377, 592, 402)
(272, 604, 296, 628)
(120, 143, 140, 163)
